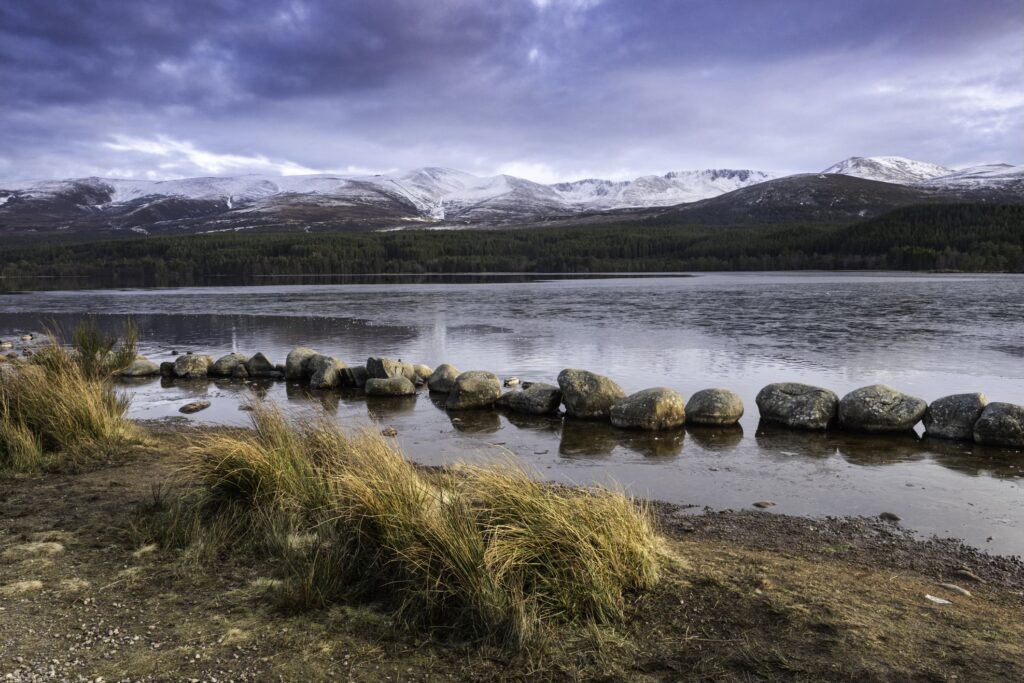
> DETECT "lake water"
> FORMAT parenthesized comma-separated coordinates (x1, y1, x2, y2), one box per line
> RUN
(2, 272, 1022, 555)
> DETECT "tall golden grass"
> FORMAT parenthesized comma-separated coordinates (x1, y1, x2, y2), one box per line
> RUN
(0, 328, 136, 473)
(151, 403, 661, 646)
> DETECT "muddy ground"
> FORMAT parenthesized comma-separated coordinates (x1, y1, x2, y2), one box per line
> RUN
(2, 425, 1022, 682)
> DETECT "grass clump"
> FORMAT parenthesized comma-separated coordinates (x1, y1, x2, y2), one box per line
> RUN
(147, 403, 661, 647)
(0, 341, 135, 473)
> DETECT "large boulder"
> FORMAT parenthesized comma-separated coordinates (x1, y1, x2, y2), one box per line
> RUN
(341, 365, 368, 388)
(365, 376, 417, 397)
(245, 352, 281, 378)
(973, 402, 1024, 448)
(685, 388, 744, 426)
(610, 388, 686, 431)
(116, 357, 160, 377)
(285, 347, 319, 380)
(427, 364, 460, 393)
(838, 384, 927, 433)
(756, 382, 838, 430)
(924, 393, 988, 441)
(495, 382, 562, 415)
(366, 357, 417, 383)
(308, 354, 348, 389)
(173, 353, 213, 379)
(446, 371, 502, 411)
(209, 352, 248, 377)
(557, 368, 626, 420)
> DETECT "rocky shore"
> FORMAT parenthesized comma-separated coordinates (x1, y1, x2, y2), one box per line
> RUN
(103, 343, 1024, 451)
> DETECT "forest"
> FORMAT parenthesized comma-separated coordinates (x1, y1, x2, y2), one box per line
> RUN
(1, 203, 1022, 290)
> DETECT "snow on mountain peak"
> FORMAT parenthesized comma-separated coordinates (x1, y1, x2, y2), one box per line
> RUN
(823, 156, 953, 184)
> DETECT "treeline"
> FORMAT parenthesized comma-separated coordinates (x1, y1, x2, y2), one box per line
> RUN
(1, 203, 1022, 290)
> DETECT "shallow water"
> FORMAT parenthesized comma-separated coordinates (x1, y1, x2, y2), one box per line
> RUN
(2, 272, 1022, 555)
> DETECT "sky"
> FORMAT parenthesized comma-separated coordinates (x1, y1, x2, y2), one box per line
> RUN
(0, 0, 1021, 184)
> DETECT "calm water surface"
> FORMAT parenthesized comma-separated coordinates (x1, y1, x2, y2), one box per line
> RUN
(2, 272, 1022, 555)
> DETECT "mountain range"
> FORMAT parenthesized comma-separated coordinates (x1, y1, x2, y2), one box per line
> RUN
(1, 156, 1021, 237)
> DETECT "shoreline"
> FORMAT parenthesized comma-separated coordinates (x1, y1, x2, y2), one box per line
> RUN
(2, 421, 1022, 681)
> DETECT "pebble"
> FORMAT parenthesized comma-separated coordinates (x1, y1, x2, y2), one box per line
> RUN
(381, 426, 398, 437)
(179, 400, 212, 414)
(752, 501, 776, 509)
(879, 512, 901, 522)
(925, 594, 952, 605)
(952, 568, 986, 584)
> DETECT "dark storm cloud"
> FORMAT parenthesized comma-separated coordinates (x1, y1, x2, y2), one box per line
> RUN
(0, 0, 1020, 182)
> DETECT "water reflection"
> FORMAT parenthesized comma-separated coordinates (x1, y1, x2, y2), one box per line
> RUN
(686, 425, 744, 452)
(366, 394, 418, 418)
(559, 419, 684, 459)
(754, 422, 925, 465)
(448, 410, 503, 434)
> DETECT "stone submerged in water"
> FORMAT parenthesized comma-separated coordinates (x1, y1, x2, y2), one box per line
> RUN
(116, 357, 160, 377)
(924, 393, 988, 441)
(427, 364, 460, 393)
(209, 352, 249, 377)
(364, 376, 417, 397)
(838, 384, 927, 433)
(557, 368, 626, 420)
(285, 347, 319, 380)
(447, 371, 502, 410)
(610, 387, 686, 431)
(756, 382, 838, 431)
(179, 400, 211, 414)
(973, 402, 1024, 448)
(245, 352, 281, 378)
(685, 388, 744, 426)
(308, 354, 348, 389)
(342, 365, 369, 388)
(495, 382, 562, 415)
(366, 357, 417, 383)
(173, 353, 213, 379)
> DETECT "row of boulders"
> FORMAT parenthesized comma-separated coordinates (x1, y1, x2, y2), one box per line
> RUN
(117, 348, 1023, 448)
(756, 382, 1024, 448)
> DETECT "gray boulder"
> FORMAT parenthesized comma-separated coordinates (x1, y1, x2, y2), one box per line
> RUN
(179, 400, 211, 414)
(308, 354, 348, 390)
(924, 393, 988, 441)
(495, 382, 562, 415)
(973, 402, 1024, 448)
(116, 357, 160, 377)
(173, 353, 213, 379)
(231, 364, 249, 379)
(427, 364, 461, 393)
(610, 387, 686, 431)
(838, 384, 927, 433)
(756, 382, 838, 430)
(341, 365, 368, 388)
(245, 352, 280, 378)
(209, 352, 249, 377)
(160, 361, 175, 377)
(685, 388, 744, 426)
(285, 347, 319, 380)
(366, 357, 417, 383)
(413, 364, 433, 383)
(557, 368, 626, 420)
(365, 376, 417, 397)
(447, 371, 502, 410)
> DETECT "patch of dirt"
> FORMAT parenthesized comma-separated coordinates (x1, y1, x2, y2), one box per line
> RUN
(1, 426, 1022, 681)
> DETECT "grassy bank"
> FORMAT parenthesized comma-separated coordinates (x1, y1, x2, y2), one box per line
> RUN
(0, 323, 138, 472)
(2, 423, 1022, 681)
(140, 403, 660, 648)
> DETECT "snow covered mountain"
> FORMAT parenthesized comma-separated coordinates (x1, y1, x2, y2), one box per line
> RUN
(822, 156, 953, 184)
(552, 169, 780, 208)
(0, 157, 1020, 236)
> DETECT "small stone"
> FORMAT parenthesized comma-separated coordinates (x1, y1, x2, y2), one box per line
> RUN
(879, 511, 901, 522)
(179, 400, 211, 414)
(937, 583, 971, 597)
(925, 594, 951, 605)
(952, 568, 985, 584)
(381, 426, 398, 437)
(752, 501, 776, 509)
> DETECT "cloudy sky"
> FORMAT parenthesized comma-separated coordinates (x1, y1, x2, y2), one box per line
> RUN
(1, 0, 1020, 183)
